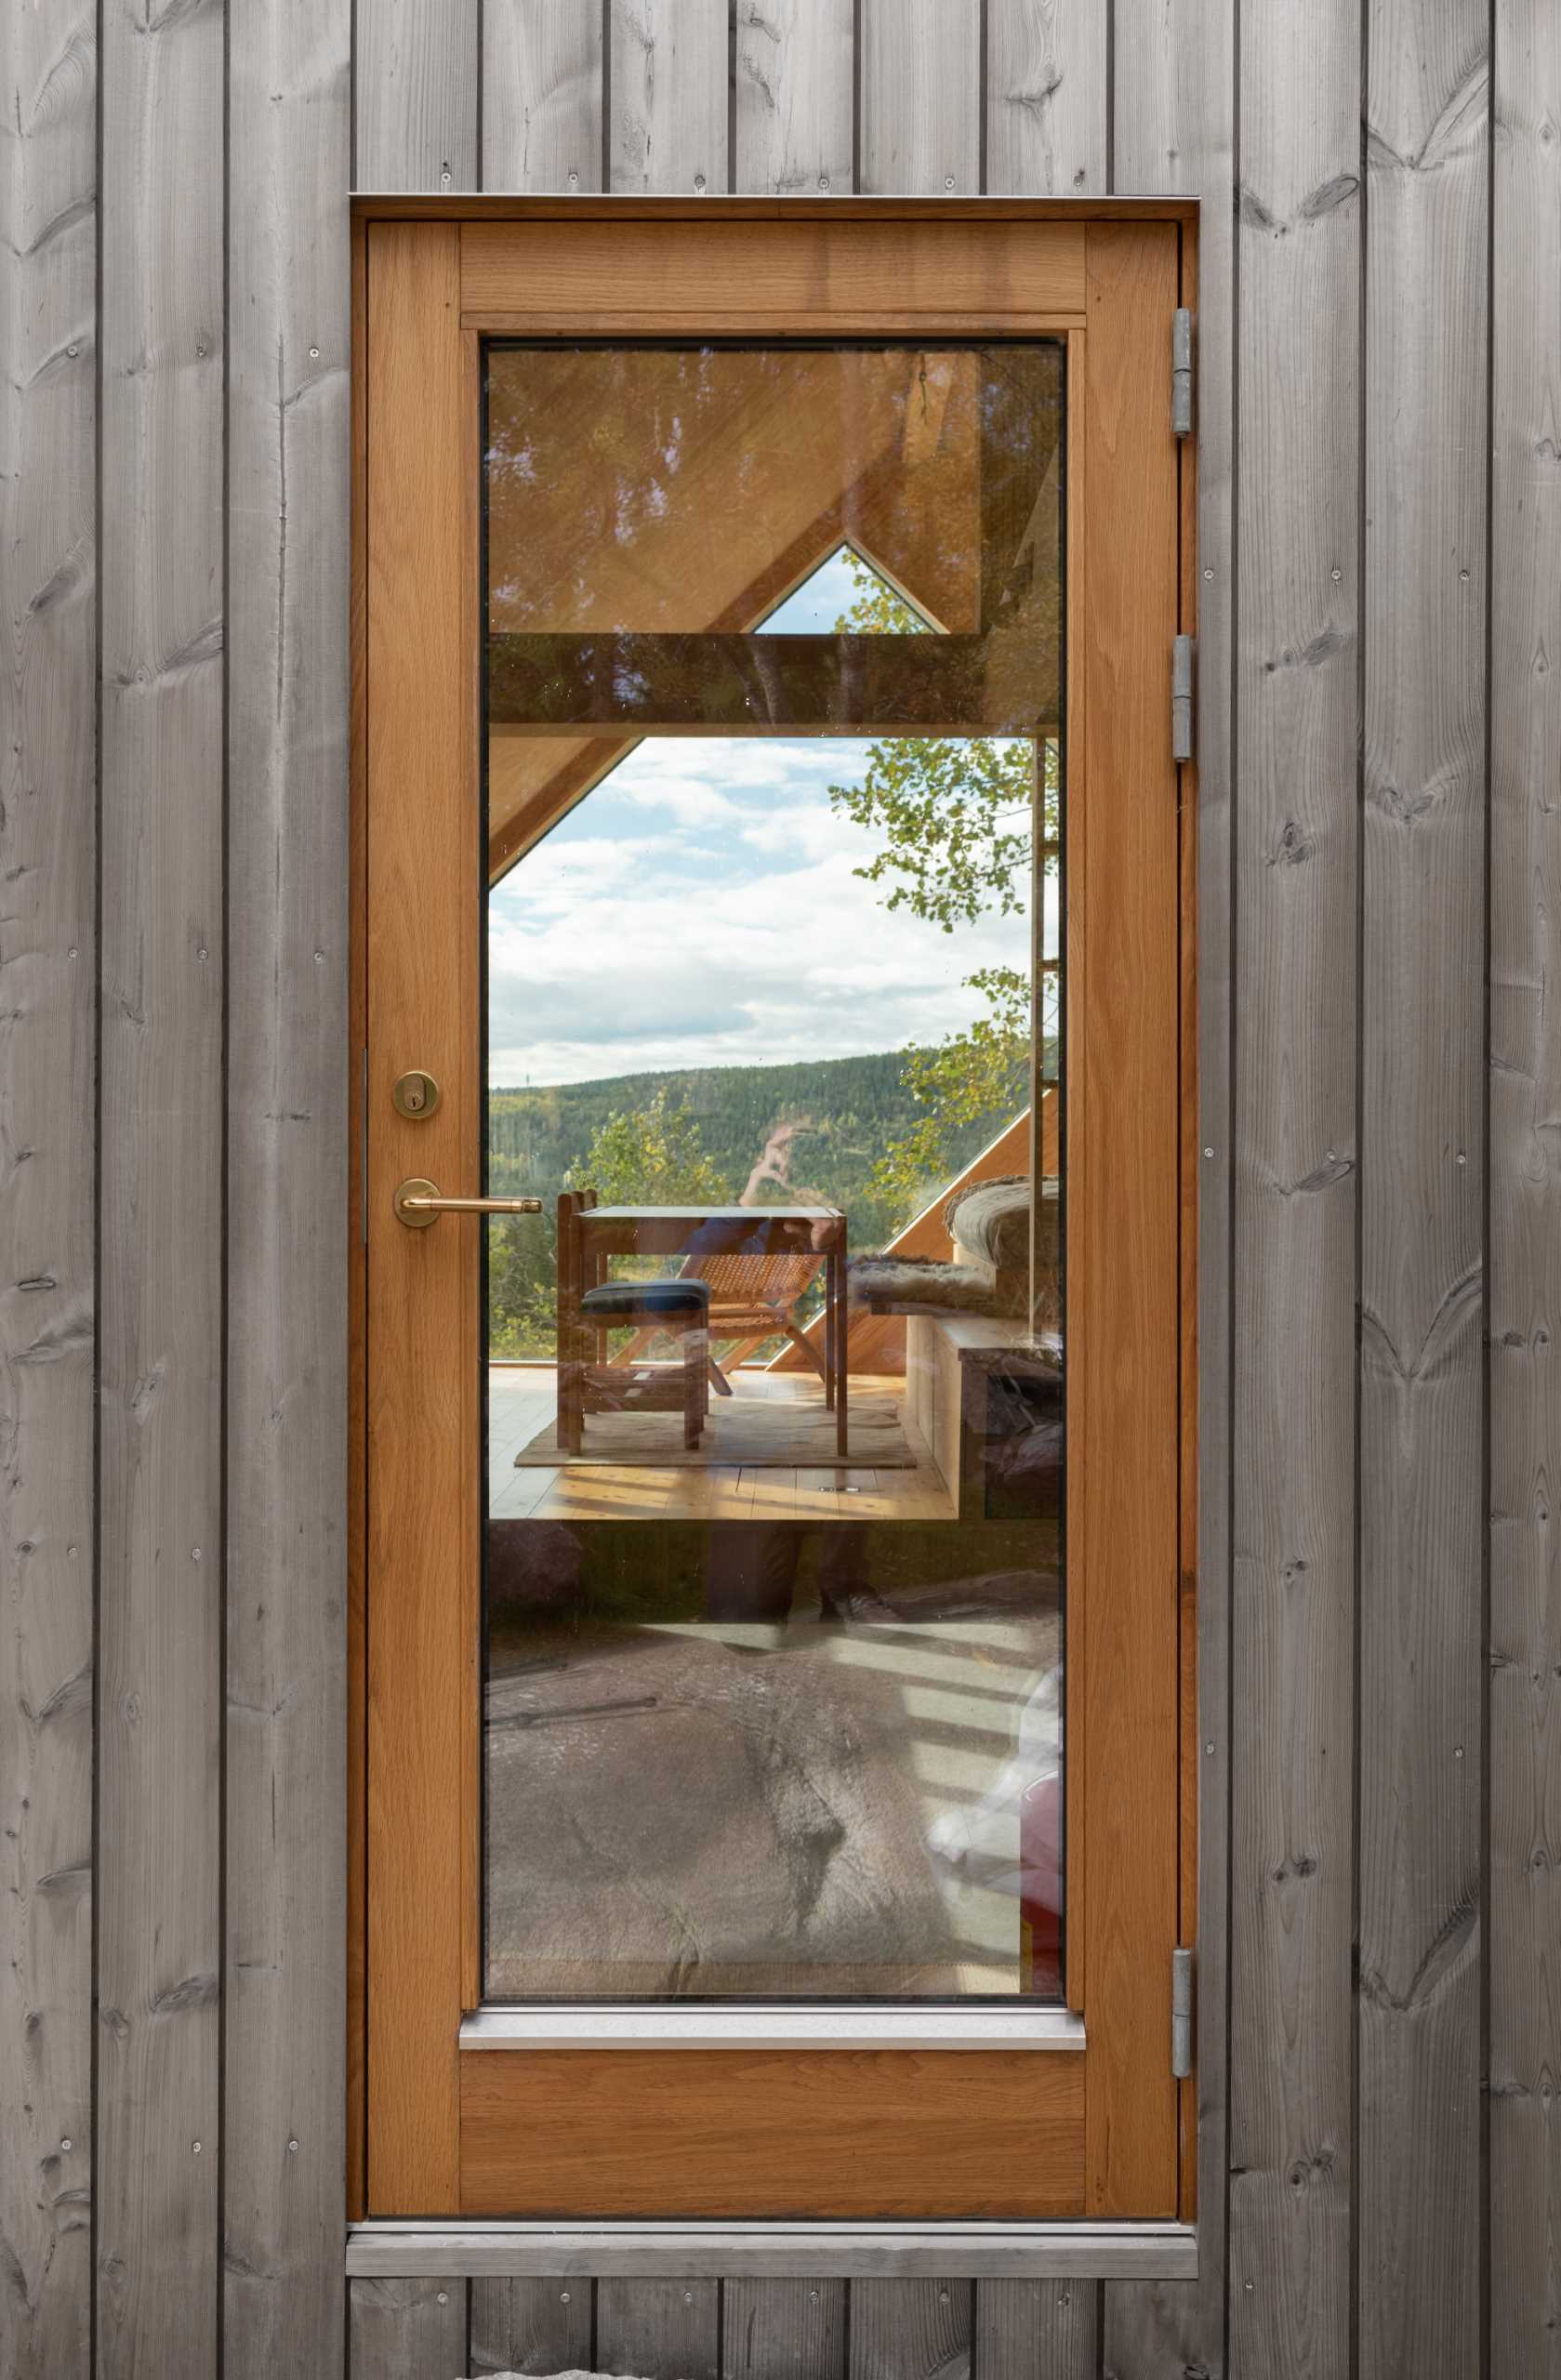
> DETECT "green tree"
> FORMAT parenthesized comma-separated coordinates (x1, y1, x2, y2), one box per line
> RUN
(569, 1083, 726, 1206)
(829, 549, 1057, 1222)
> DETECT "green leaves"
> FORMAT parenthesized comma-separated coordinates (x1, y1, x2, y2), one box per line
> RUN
(569, 1083, 726, 1208)
(827, 549, 1056, 1218)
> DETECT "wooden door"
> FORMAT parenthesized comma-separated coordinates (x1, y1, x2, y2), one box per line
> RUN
(352, 202, 1192, 2224)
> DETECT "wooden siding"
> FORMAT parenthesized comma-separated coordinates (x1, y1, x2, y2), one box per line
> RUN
(3, 6, 1551, 2380)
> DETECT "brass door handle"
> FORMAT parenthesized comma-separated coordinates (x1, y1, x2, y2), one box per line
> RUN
(393, 1177, 543, 1230)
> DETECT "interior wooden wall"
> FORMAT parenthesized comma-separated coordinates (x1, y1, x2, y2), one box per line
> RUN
(1, 0, 1552, 2374)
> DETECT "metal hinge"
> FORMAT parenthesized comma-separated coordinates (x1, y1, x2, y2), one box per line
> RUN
(1172, 635, 1196, 762)
(1171, 1946, 1195, 2079)
(1171, 309, 1194, 436)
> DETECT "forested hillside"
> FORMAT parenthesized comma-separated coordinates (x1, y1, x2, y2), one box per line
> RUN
(485, 1051, 1020, 1357)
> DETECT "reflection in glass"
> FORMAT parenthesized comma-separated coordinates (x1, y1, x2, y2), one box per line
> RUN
(483, 344, 1065, 2003)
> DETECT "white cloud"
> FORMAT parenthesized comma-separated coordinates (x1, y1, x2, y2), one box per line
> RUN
(488, 734, 1035, 1085)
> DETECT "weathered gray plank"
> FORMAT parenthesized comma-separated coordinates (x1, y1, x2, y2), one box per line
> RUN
(608, 0, 728, 196)
(858, 0, 980, 195)
(1220, 4, 1365, 2374)
(977, 2279, 1097, 2378)
(849, 2280, 972, 2380)
(1489, 2, 1561, 2373)
(596, 2277, 720, 2378)
(0, 3, 96, 2374)
(734, 0, 854, 197)
(97, 0, 225, 2370)
(354, 0, 479, 191)
(470, 2276, 595, 2375)
(222, 4, 351, 2376)
(483, 0, 604, 193)
(349, 2278, 470, 2379)
(986, 0, 1107, 196)
(1110, 2, 1235, 2370)
(1358, 5, 1488, 2375)
(722, 2279, 847, 2379)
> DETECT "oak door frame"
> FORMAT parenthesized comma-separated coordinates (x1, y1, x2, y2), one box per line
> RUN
(350, 200, 1197, 2226)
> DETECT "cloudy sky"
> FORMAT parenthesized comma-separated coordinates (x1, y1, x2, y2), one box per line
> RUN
(487, 550, 1045, 1088)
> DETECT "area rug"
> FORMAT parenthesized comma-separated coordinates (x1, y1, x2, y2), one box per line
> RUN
(511, 1382, 915, 1469)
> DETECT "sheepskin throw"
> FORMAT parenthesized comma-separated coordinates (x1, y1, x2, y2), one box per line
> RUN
(847, 1254, 1000, 1315)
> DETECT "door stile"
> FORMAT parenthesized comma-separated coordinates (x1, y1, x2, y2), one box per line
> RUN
(1076, 222, 1183, 2216)
(364, 220, 476, 2214)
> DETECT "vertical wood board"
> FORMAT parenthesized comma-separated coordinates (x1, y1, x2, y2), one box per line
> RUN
(1488, 0, 1561, 2372)
(976, 2279, 1098, 2378)
(1224, 3, 1362, 2373)
(733, 0, 855, 196)
(1359, 3, 1488, 2372)
(224, 1, 351, 2373)
(596, 2276, 721, 2379)
(722, 2279, 847, 2379)
(858, 0, 981, 194)
(608, 0, 729, 195)
(849, 2279, 972, 2380)
(349, 2277, 470, 2379)
(469, 2275, 595, 2374)
(986, 0, 1108, 197)
(354, 0, 479, 191)
(97, 0, 226, 2370)
(483, 1, 605, 193)
(0, 2, 97, 2374)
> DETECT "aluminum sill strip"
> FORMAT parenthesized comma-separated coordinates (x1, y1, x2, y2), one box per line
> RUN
(461, 2005, 1086, 2052)
(346, 2219, 1196, 2281)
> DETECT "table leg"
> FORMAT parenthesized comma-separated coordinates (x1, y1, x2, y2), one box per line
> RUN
(834, 1239, 848, 1459)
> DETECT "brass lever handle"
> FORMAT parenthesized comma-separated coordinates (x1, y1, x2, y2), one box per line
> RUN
(393, 1176, 543, 1230)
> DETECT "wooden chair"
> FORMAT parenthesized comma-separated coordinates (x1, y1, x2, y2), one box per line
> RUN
(612, 1248, 829, 1401)
(555, 1189, 711, 1453)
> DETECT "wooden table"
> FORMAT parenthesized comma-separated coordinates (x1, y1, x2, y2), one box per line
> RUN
(561, 1202, 849, 1458)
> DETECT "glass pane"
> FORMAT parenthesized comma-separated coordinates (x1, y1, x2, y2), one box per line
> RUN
(483, 343, 1065, 2003)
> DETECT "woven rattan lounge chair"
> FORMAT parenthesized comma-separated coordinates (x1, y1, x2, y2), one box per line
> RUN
(612, 1248, 828, 1398)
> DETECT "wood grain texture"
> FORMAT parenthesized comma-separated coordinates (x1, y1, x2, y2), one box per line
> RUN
(97, 0, 225, 2369)
(1113, 0, 1234, 2360)
(1359, 4, 1488, 2373)
(469, 2275, 594, 2374)
(722, 2280, 847, 2378)
(354, 0, 478, 191)
(364, 222, 475, 2214)
(1076, 223, 1183, 2218)
(609, 0, 728, 195)
(850, 2279, 971, 2380)
(859, 0, 980, 195)
(348, 2277, 470, 2378)
(734, 0, 854, 197)
(986, 0, 1108, 197)
(597, 2277, 720, 2379)
(975, 2278, 1098, 2377)
(1223, 2, 1361, 2371)
(1489, 3, 1561, 2372)
(0, 4, 96, 2374)
(460, 216, 1087, 330)
(224, 2, 351, 2372)
(483, 0, 604, 193)
(460, 2049, 1085, 2217)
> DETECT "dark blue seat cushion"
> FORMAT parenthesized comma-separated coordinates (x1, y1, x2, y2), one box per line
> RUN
(579, 1278, 711, 1319)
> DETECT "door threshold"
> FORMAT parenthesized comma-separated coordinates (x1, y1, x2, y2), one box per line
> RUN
(345, 2219, 1196, 2281)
